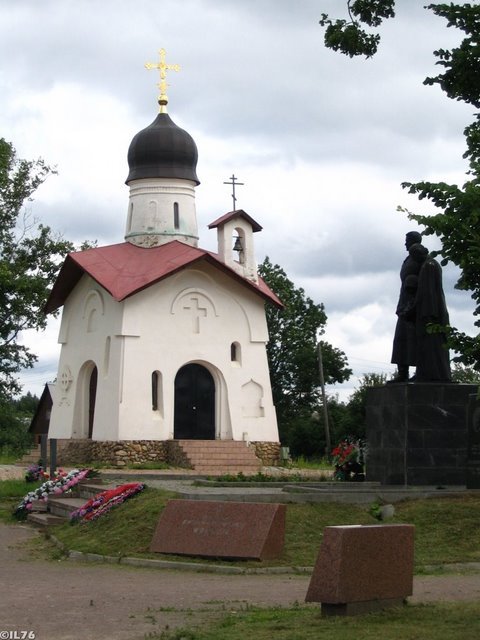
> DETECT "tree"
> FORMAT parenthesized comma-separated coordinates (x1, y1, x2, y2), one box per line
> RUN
(12, 391, 39, 415)
(258, 257, 352, 449)
(451, 362, 480, 384)
(0, 392, 39, 456)
(320, 2, 480, 370)
(0, 139, 74, 400)
(341, 372, 388, 440)
(319, 0, 395, 58)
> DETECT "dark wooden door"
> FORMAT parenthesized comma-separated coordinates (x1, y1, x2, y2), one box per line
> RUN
(174, 364, 215, 439)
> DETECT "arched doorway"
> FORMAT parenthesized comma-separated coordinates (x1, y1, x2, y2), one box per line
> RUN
(88, 366, 98, 439)
(174, 363, 215, 439)
(72, 361, 98, 439)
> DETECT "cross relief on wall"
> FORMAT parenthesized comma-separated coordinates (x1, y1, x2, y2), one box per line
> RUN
(171, 287, 219, 334)
(182, 296, 208, 334)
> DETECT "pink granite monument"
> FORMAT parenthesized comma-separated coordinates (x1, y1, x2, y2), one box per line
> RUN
(150, 499, 286, 560)
(306, 524, 415, 615)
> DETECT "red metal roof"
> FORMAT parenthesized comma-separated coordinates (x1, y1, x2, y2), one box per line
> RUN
(208, 209, 263, 232)
(45, 240, 282, 314)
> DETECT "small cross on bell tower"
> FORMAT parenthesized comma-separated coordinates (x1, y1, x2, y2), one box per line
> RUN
(223, 174, 244, 210)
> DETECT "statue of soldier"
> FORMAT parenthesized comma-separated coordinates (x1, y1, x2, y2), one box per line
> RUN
(389, 231, 423, 382)
(409, 243, 451, 382)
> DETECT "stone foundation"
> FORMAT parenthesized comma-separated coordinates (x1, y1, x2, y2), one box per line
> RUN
(251, 441, 281, 465)
(52, 439, 281, 468)
(163, 440, 193, 468)
(56, 440, 168, 467)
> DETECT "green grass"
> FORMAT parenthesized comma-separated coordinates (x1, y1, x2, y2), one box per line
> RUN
(126, 462, 171, 470)
(202, 471, 330, 484)
(394, 495, 480, 566)
(45, 491, 375, 566)
(45, 486, 176, 557)
(0, 478, 38, 498)
(2, 479, 480, 571)
(0, 452, 22, 464)
(145, 602, 480, 640)
(283, 502, 374, 566)
(289, 456, 333, 470)
(41, 490, 480, 570)
(0, 478, 42, 523)
(90, 461, 171, 470)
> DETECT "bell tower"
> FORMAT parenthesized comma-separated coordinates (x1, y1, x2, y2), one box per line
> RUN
(125, 49, 200, 248)
(209, 209, 262, 283)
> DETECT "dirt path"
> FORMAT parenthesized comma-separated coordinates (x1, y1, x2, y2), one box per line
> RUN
(0, 465, 25, 481)
(1, 523, 480, 640)
(1, 523, 310, 640)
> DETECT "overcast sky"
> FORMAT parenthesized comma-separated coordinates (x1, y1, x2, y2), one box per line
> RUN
(1, 0, 477, 401)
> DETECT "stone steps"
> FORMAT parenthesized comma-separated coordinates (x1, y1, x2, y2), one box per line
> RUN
(30, 499, 48, 512)
(27, 512, 66, 526)
(26, 481, 115, 528)
(16, 445, 42, 465)
(47, 497, 87, 519)
(76, 483, 114, 499)
(176, 440, 262, 475)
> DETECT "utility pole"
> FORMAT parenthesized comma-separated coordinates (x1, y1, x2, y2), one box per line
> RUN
(317, 342, 331, 456)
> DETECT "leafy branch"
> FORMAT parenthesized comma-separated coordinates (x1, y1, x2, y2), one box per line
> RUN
(319, 0, 395, 58)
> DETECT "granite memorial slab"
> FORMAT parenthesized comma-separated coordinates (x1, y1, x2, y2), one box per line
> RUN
(305, 524, 414, 616)
(150, 499, 286, 560)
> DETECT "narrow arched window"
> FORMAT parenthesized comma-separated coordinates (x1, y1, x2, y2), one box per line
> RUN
(231, 342, 241, 365)
(151, 370, 164, 415)
(174, 202, 180, 229)
(103, 336, 111, 376)
(152, 371, 159, 410)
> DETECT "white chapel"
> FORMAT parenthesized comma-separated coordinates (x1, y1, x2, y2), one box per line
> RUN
(45, 52, 282, 470)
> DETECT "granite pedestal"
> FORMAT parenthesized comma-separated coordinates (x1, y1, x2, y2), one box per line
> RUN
(366, 383, 477, 485)
(467, 394, 480, 489)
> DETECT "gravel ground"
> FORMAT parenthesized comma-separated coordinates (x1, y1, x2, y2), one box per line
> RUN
(0, 465, 25, 481)
(1, 522, 480, 640)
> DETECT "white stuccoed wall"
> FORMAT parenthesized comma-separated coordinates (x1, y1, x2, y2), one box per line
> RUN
(48, 261, 279, 443)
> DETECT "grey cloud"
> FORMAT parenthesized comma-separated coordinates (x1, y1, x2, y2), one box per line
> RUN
(2, 0, 477, 396)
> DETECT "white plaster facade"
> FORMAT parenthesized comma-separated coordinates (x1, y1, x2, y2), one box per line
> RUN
(48, 259, 279, 443)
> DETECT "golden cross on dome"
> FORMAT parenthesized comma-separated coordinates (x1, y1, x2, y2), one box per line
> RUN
(145, 48, 180, 113)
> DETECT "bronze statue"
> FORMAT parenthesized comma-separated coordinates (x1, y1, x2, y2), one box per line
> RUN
(390, 234, 451, 383)
(409, 243, 451, 382)
(390, 231, 423, 382)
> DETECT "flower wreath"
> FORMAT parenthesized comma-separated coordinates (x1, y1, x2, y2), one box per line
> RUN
(70, 482, 145, 523)
(14, 468, 93, 519)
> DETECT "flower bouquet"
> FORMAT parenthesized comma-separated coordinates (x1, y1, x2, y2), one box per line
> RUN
(70, 482, 145, 523)
(14, 468, 93, 519)
(25, 463, 44, 482)
(331, 438, 365, 482)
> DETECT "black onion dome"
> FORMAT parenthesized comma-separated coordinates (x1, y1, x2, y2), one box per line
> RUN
(126, 113, 199, 185)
